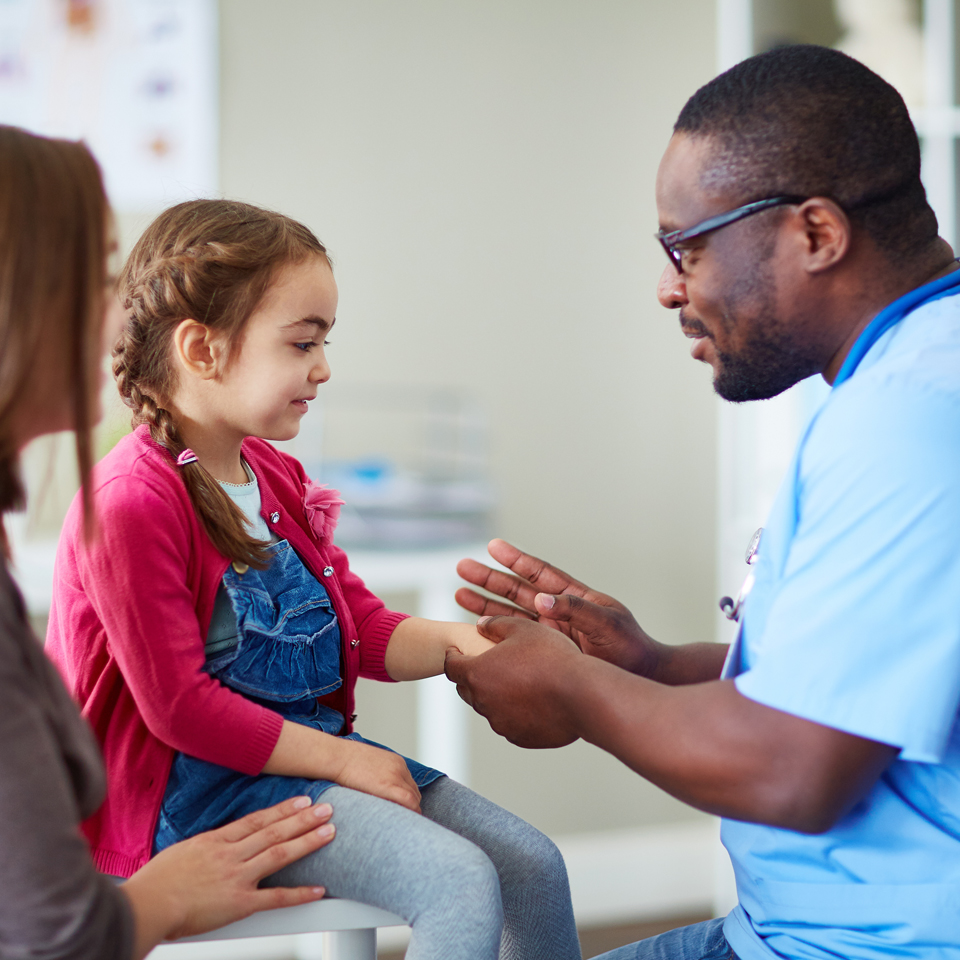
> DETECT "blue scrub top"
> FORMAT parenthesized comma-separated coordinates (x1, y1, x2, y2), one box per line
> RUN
(721, 284, 960, 960)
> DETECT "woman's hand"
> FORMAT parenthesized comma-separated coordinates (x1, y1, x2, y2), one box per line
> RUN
(123, 795, 336, 958)
(456, 539, 662, 678)
(331, 738, 422, 813)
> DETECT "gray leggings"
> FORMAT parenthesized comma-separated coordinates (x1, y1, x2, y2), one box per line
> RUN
(264, 776, 581, 960)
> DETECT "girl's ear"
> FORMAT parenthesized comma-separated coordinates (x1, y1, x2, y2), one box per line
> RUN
(173, 319, 225, 380)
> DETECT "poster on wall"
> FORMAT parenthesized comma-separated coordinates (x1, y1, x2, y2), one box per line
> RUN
(0, 0, 218, 210)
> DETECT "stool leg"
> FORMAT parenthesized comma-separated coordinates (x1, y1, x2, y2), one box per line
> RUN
(322, 928, 377, 960)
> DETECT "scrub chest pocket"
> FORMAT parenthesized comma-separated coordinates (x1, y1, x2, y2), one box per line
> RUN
(153, 540, 442, 852)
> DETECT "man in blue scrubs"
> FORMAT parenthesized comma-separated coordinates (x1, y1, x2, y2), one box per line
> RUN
(447, 45, 960, 960)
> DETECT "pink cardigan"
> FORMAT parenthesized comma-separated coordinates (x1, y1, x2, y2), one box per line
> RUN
(46, 426, 408, 878)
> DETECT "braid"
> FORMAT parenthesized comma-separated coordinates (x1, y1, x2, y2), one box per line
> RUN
(113, 320, 273, 568)
(113, 199, 327, 568)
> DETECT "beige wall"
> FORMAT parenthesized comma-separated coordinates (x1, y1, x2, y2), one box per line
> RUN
(216, 0, 720, 836)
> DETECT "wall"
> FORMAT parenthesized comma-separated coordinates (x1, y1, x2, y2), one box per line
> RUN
(216, 0, 719, 837)
(752, 0, 841, 50)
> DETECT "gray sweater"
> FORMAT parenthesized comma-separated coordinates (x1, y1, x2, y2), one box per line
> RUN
(0, 562, 132, 959)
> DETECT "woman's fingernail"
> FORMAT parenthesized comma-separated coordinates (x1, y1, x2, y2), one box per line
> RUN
(317, 823, 336, 839)
(313, 802, 332, 817)
(477, 616, 492, 626)
(538, 594, 555, 610)
(312, 886, 326, 896)
(292, 796, 312, 809)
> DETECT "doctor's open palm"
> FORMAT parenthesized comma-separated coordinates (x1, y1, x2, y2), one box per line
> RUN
(455, 539, 660, 678)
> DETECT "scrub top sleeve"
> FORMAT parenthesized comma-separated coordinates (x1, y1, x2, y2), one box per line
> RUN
(735, 380, 960, 763)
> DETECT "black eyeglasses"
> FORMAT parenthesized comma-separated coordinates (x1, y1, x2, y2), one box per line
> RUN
(655, 195, 807, 272)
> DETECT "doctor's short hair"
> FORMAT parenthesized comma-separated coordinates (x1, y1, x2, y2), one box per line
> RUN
(675, 44, 938, 261)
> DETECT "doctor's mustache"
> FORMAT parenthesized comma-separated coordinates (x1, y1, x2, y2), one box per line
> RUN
(679, 314, 712, 340)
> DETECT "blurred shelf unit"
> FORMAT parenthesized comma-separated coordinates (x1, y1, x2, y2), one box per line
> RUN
(274, 383, 494, 551)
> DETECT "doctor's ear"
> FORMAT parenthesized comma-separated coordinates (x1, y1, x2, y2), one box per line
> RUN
(789, 197, 852, 274)
(172, 319, 227, 379)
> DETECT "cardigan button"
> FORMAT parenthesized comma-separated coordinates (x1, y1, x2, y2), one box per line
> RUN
(323, 566, 334, 577)
(350, 639, 359, 649)
(269, 511, 280, 523)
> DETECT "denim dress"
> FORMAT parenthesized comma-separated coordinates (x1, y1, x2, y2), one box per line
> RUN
(153, 540, 442, 852)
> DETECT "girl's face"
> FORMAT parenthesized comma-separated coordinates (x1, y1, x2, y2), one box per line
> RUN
(214, 255, 337, 443)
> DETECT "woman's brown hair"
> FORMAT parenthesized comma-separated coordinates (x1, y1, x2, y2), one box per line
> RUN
(115, 199, 328, 568)
(0, 126, 107, 549)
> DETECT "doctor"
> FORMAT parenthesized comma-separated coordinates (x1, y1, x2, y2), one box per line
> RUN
(446, 45, 960, 960)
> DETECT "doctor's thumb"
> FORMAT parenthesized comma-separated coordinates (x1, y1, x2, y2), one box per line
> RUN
(475, 614, 519, 643)
(535, 592, 588, 621)
(443, 646, 468, 677)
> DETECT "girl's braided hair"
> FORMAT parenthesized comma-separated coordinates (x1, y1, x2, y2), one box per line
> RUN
(115, 199, 328, 567)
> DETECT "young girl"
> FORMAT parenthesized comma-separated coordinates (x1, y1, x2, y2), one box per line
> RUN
(46, 200, 581, 960)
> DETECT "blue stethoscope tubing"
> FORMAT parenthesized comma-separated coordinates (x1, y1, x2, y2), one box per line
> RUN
(833, 260, 960, 388)
(721, 262, 960, 622)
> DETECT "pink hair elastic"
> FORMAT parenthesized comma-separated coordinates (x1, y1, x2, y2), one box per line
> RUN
(176, 449, 199, 467)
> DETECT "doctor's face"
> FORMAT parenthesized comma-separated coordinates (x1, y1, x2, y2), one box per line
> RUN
(654, 133, 822, 402)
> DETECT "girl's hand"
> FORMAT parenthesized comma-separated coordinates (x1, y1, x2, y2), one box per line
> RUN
(331, 738, 422, 813)
(123, 795, 335, 957)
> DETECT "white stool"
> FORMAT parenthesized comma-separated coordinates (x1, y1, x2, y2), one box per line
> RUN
(169, 898, 406, 960)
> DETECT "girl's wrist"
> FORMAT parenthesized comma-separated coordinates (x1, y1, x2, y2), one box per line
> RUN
(447, 621, 494, 658)
(266, 720, 350, 781)
(319, 731, 351, 782)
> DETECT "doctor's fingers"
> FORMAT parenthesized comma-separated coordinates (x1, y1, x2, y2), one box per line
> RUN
(534, 591, 616, 627)
(454, 585, 539, 622)
(536, 592, 642, 645)
(456, 558, 542, 614)
(456, 551, 592, 617)
(485, 538, 596, 598)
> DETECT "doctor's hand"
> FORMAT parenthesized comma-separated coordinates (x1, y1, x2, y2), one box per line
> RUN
(444, 616, 584, 748)
(456, 539, 661, 678)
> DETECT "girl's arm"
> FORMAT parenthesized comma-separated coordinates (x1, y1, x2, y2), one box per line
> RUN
(262, 721, 423, 812)
(321, 540, 492, 682)
(384, 618, 495, 681)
